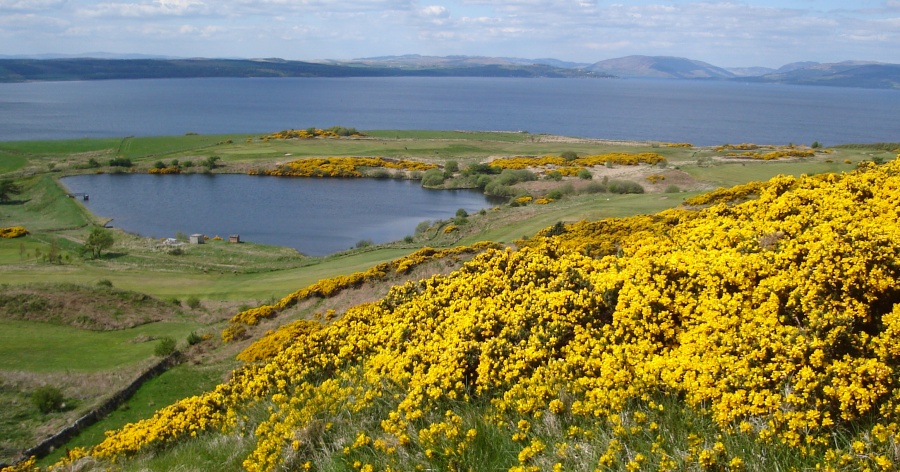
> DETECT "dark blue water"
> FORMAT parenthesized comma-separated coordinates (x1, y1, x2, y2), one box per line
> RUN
(2, 77, 898, 146)
(61, 174, 495, 256)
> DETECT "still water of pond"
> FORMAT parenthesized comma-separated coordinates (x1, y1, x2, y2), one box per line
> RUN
(61, 174, 498, 256)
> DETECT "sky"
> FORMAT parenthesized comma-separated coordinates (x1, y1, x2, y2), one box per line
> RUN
(2, 0, 899, 68)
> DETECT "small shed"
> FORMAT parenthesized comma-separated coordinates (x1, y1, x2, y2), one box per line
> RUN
(229, 234, 241, 243)
(189, 234, 204, 244)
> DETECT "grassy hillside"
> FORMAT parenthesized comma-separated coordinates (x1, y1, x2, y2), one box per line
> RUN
(19, 157, 900, 472)
(0, 130, 892, 469)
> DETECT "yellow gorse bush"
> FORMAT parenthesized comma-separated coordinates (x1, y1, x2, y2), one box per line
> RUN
(491, 152, 666, 171)
(0, 226, 28, 238)
(147, 167, 181, 174)
(37, 157, 900, 472)
(222, 242, 502, 342)
(715, 144, 817, 160)
(249, 157, 436, 178)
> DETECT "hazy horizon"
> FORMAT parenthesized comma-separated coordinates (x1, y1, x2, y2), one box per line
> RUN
(2, 1, 899, 69)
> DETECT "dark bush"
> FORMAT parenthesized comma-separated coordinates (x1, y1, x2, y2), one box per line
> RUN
(154, 337, 177, 357)
(608, 180, 645, 194)
(187, 331, 203, 346)
(32, 386, 65, 414)
(421, 168, 446, 187)
(185, 296, 201, 310)
(464, 163, 501, 175)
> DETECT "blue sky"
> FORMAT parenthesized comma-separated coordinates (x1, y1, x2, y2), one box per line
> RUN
(2, 1, 899, 67)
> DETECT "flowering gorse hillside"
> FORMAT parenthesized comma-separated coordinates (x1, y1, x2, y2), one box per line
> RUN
(24, 158, 900, 472)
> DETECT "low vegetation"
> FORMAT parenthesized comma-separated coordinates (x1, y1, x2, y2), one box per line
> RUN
(0, 130, 894, 470)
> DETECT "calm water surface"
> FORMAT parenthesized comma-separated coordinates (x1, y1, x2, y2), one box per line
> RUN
(61, 174, 496, 256)
(2, 77, 899, 145)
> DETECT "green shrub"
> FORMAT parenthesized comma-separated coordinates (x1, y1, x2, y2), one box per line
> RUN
(32, 385, 65, 413)
(415, 220, 433, 234)
(464, 163, 500, 175)
(185, 296, 201, 310)
(561, 151, 578, 161)
(582, 182, 607, 194)
(186, 332, 203, 346)
(154, 337, 177, 357)
(665, 184, 681, 193)
(577, 169, 593, 180)
(608, 179, 645, 194)
(355, 239, 373, 249)
(108, 157, 133, 167)
(96, 279, 113, 288)
(421, 168, 445, 187)
(445, 161, 459, 173)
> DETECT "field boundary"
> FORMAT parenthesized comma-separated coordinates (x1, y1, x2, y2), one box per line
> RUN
(0, 353, 181, 469)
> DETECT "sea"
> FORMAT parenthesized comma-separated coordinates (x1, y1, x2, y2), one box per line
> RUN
(1, 77, 898, 145)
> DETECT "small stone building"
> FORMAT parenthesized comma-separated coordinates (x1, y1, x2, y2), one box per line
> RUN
(189, 234, 204, 244)
(229, 234, 241, 243)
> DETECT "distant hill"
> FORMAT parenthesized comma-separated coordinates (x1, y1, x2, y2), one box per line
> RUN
(584, 55, 737, 79)
(2, 55, 899, 89)
(739, 61, 900, 89)
(349, 55, 592, 70)
(0, 57, 601, 82)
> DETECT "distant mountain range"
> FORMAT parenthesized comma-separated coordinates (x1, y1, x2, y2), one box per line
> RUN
(1, 54, 898, 89)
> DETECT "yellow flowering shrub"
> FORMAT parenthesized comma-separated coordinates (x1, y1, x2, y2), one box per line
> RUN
(249, 157, 436, 178)
(0, 226, 28, 238)
(715, 144, 816, 160)
(490, 152, 666, 171)
(260, 128, 365, 140)
(514, 196, 533, 205)
(147, 167, 181, 174)
(237, 320, 321, 362)
(37, 156, 900, 472)
(222, 242, 501, 341)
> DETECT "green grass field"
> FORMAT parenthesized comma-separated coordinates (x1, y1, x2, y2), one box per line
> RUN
(0, 319, 203, 372)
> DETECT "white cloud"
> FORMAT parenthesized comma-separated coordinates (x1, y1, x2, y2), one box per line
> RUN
(0, 0, 66, 11)
(420, 5, 449, 17)
(81, 0, 211, 18)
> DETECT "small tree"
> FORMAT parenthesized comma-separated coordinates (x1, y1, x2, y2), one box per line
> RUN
(204, 156, 221, 169)
(0, 179, 23, 203)
(561, 151, 578, 161)
(82, 227, 114, 259)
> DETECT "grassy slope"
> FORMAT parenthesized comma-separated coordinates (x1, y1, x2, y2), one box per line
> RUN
(39, 362, 231, 466)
